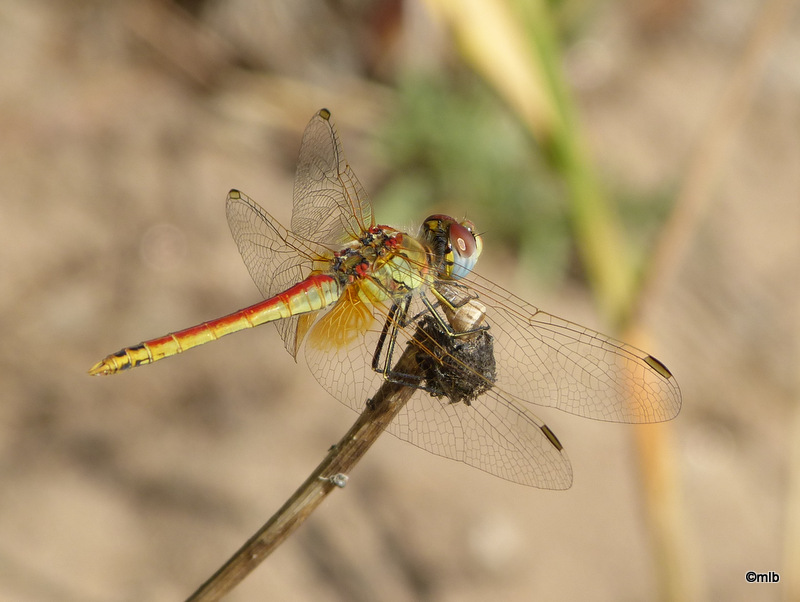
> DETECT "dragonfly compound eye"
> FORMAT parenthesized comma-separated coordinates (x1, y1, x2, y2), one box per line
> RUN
(448, 221, 482, 280)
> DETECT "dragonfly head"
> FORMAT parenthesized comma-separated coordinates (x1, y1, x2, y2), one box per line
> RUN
(422, 215, 483, 280)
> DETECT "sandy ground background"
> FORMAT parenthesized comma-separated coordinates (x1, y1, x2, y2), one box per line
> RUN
(1, 1, 798, 600)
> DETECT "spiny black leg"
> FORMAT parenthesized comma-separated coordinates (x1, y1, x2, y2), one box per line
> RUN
(372, 302, 399, 373)
(372, 296, 443, 393)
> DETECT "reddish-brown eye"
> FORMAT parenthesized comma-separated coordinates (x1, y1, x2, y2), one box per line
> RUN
(448, 221, 482, 279)
(449, 222, 477, 258)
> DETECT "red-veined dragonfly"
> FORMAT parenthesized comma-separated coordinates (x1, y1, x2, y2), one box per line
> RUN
(90, 108, 681, 488)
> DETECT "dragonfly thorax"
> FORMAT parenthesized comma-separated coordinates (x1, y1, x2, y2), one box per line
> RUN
(330, 225, 429, 301)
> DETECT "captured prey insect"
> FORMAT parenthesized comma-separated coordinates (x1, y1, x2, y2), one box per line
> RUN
(90, 108, 681, 488)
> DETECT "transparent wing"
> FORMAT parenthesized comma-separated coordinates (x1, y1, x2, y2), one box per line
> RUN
(301, 284, 573, 488)
(226, 108, 679, 486)
(291, 108, 373, 245)
(389, 388, 573, 489)
(227, 183, 679, 484)
(225, 189, 333, 356)
(299, 240, 679, 486)
(455, 271, 683, 423)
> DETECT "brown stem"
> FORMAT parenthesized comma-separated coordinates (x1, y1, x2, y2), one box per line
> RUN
(185, 297, 487, 601)
(184, 347, 419, 601)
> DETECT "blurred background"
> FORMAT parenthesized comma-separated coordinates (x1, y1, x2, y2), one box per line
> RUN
(1, 0, 798, 600)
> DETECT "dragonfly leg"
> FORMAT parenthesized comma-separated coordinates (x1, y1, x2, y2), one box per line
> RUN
(371, 301, 402, 374)
(371, 297, 445, 394)
(371, 290, 496, 405)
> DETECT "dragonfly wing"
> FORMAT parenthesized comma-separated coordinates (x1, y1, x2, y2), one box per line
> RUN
(301, 285, 572, 488)
(226, 189, 332, 357)
(291, 109, 373, 244)
(388, 388, 573, 489)
(302, 281, 390, 411)
(458, 272, 682, 423)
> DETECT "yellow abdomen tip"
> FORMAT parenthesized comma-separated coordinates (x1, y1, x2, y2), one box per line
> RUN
(88, 360, 112, 376)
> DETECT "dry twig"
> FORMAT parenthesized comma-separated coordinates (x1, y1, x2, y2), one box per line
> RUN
(186, 299, 487, 601)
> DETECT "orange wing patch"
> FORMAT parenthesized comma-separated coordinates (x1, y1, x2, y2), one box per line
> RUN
(306, 283, 377, 351)
(292, 313, 317, 357)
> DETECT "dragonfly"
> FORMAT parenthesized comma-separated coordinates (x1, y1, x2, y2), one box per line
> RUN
(90, 108, 681, 489)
